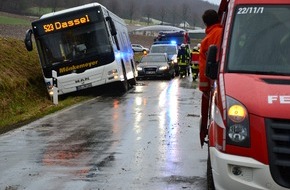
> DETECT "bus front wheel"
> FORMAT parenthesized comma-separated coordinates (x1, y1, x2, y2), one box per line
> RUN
(119, 61, 129, 93)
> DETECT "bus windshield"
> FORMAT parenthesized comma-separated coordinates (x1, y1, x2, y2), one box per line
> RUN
(36, 21, 113, 67)
(227, 6, 290, 75)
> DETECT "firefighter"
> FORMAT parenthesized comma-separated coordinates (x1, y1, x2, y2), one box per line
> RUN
(185, 44, 191, 76)
(197, 43, 201, 50)
(191, 46, 200, 81)
(199, 9, 223, 147)
(177, 44, 190, 77)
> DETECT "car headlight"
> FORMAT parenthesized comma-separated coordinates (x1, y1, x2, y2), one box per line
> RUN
(159, 66, 168, 70)
(226, 96, 250, 147)
(173, 57, 178, 63)
(137, 66, 143, 71)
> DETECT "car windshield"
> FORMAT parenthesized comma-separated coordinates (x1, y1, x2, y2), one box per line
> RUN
(150, 45, 177, 55)
(227, 6, 290, 75)
(141, 55, 167, 62)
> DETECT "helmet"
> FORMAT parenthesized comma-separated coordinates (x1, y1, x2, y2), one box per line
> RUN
(197, 43, 201, 48)
(180, 43, 185, 48)
(193, 46, 198, 51)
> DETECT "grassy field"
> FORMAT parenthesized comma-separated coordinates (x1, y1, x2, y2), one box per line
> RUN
(0, 15, 31, 25)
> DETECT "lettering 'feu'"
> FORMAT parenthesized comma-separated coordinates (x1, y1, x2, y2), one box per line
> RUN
(43, 15, 90, 33)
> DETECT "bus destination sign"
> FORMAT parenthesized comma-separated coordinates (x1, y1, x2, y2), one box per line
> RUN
(43, 14, 90, 33)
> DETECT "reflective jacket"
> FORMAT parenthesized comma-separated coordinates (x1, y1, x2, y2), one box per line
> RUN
(177, 47, 189, 66)
(191, 50, 200, 66)
(199, 23, 223, 92)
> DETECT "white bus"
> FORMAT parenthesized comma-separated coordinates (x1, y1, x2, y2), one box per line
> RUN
(25, 3, 137, 97)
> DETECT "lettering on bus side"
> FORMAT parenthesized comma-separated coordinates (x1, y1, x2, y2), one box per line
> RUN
(59, 61, 98, 74)
(43, 15, 90, 33)
(75, 78, 89, 84)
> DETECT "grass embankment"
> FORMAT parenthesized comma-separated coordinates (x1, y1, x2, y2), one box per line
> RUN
(0, 38, 90, 134)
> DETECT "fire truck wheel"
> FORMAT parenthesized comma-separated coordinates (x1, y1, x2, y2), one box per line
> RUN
(207, 150, 215, 190)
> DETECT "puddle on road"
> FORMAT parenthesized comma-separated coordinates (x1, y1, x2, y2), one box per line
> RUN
(135, 82, 148, 86)
(179, 77, 199, 89)
(151, 175, 207, 190)
(187, 113, 199, 117)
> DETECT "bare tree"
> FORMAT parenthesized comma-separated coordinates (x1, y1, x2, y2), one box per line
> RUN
(181, 3, 190, 29)
(69, 0, 83, 7)
(189, 10, 201, 29)
(127, 0, 137, 23)
(0, 0, 8, 10)
(169, 5, 178, 26)
(159, 5, 167, 25)
(49, 0, 58, 12)
(143, 3, 154, 25)
(108, 0, 122, 16)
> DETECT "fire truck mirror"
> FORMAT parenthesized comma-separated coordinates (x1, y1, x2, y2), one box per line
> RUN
(206, 45, 218, 80)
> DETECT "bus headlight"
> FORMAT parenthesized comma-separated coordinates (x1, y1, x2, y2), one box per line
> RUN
(137, 66, 143, 71)
(108, 69, 119, 80)
(108, 69, 118, 75)
(226, 96, 250, 147)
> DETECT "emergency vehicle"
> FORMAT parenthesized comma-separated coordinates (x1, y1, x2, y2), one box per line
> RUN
(154, 30, 190, 46)
(202, 0, 290, 189)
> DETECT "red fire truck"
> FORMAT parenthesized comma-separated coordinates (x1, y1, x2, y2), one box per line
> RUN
(203, 0, 290, 189)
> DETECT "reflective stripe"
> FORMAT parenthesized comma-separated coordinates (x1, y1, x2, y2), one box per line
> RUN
(191, 64, 199, 69)
(199, 82, 209, 87)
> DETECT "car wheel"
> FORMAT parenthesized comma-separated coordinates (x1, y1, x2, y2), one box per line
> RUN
(166, 75, 172, 80)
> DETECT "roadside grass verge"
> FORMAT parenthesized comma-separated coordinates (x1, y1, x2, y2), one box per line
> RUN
(0, 37, 91, 134)
(0, 37, 142, 135)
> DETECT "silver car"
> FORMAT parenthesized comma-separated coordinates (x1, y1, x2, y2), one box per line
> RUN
(132, 44, 149, 53)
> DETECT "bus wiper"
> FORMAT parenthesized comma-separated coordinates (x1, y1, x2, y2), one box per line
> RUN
(52, 59, 72, 66)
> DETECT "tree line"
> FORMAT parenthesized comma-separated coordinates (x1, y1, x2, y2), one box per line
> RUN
(0, 0, 217, 28)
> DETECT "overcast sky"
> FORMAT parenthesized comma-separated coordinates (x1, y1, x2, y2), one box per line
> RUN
(204, 0, 221, 5)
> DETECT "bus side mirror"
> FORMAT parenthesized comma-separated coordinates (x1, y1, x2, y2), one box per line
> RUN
(206, 45, 218, 80)
(106, 16, 117, 36)
(24, 29, 33, 51)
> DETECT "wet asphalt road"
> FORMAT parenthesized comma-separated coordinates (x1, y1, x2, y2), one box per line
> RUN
(0, 76, 207, 190)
